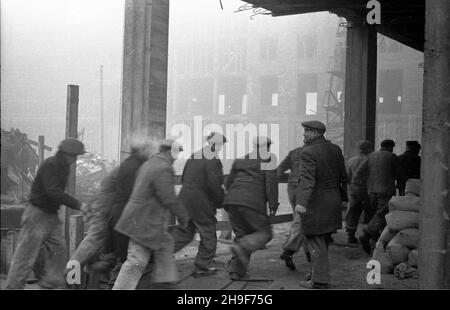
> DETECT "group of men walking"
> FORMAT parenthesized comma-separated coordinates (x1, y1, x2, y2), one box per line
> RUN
(4, 119, 421, 290)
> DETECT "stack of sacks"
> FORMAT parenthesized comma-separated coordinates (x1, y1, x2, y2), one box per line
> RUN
(371, 179, 420, 276)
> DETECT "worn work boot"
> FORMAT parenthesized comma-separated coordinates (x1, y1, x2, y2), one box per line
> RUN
(299, 280, 329, 289)
(230, 245, 249, 267)
(359, 234, 372, 255)
(347, 232, 358, 244)
(304, 272, 312, 281)
(280, 251, 296, 270)
(193, 266, 218, 278)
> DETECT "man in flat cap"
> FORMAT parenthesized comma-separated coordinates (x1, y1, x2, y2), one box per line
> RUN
(356, 139, 404, 254)
(170, 132, 227, 277)
(113, 139, 189, 289)
(294, 121, 347, 289)
(6, 138, 88, 289)
(397, 141, 421, 195)
(223, 136, 278, 280)
(345, 141, 375, 244)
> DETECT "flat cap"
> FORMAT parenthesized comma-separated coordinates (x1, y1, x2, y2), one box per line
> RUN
(406, 140, 421, 149)
(206, 131, 227, 144)
(159, 139, 183, 152)
(301, 120, 326, 133)
(380, 139, 395, 148)
(358, 140, 372, 151)
(253, 136, 272, 146)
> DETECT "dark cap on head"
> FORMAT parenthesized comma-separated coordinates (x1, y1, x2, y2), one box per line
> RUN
(301, 120, 326, 133)
(58, 138, 85, 155)
(358, 140, 372, 153)
(206, 132, 227, 144)
(380, 139, 395, 148)
(406, 140, 421, 150)
(159, 139, 183, 152)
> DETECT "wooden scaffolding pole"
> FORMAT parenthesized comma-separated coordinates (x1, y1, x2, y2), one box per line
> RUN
(419, 0, 450, 289)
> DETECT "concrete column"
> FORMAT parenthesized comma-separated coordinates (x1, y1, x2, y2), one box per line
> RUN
(120, 0, 169, 160)
(343, 19, 377, 158)
(419, 0, 450, 289)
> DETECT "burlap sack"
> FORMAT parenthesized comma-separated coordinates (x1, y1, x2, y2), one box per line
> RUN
(385, 211, 419, 232)
(387, 238, 410, 265)
(372, 248, 394, 274)
(408, 249, 418, 267)
(405, 179, 420, 196)
(388, 196, 420, 213)
(396, 228, 419, 249)
(378, 226, 396, 248)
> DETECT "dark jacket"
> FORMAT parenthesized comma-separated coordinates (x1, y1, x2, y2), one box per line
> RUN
(110, 153, 147, 224)
(277, 146, 304, 186)
(347, 154, 369, 194)
(295, 137, 347, 236)
(397, 151, 421, 192)
(179, 148, 224, 224)
(355, 148, 403, 196)
(29, 152, 81, 213)
(223, 151, 278, 214)
(115, 153, 189, 249)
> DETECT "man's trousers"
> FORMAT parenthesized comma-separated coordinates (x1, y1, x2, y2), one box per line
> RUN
(112, 234, 178, 290)
(225, 205, 272, 276)
(364, 193, 392, 240)
(305, 234, 332, 285)
(171, 218, 217, 269)
(5, 204, 66, 289)
(345, 190, 374, 234)
(282, 185, 306, 253)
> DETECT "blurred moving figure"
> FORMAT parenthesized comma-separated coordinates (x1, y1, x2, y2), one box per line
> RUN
(112, 139, 188, 289)
(223, 136, 278, 280)
(171, 132, 227, 278)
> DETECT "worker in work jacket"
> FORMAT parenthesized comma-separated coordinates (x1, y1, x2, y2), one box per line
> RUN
(113, 139, 189, 289)
(397, 140, 421, 195)
(223, 136, 278, 280)
(109, 138, 154, 263)
(345, 140, 375, 244)
(170, 132, 226, 278)
(277, 144, 311, 270)
(357, 139, 404, 255)
(6, 138, 88, 289)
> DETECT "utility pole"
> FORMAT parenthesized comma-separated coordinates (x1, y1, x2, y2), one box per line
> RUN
(100, 65, 104, 157)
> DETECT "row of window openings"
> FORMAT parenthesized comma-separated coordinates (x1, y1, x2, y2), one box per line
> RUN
(216, 92, 319, 116)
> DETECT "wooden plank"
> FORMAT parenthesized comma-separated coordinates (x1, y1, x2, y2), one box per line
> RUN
(5, 231, 16, 273)
(64, 85, 79, 255)
(69, 215, 84, 258)
(38, 136, 45, 166)
(25, 138, 52, 151)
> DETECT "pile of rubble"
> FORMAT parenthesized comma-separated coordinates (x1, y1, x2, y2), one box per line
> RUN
(372, 179, 421, 279)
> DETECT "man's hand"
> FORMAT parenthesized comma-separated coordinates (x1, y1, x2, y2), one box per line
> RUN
(80, 203, 92, 222)
(269, 202, 279, 216)
(295, 204, 307, 214)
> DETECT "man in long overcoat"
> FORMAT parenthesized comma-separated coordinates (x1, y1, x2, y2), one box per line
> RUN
(170, 132, 226, 277)
(223, 136, 278, 280)
(295, 121, 347, 289)
(112, 139, 189, 289)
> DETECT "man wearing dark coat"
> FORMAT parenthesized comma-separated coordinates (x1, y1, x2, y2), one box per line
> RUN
(223, 136, 279, 280)
(109, 138, 154, 263)
(6, 138, 88, 289)
(112, 139, 189, 289)
(345, 140, 375, 244)
(357, 139, 404, 254)
(295, 121, 347, 289)
(397, 141, 421, 195)
(170, 132, 226, 277)
(277, 143, 311, 270)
